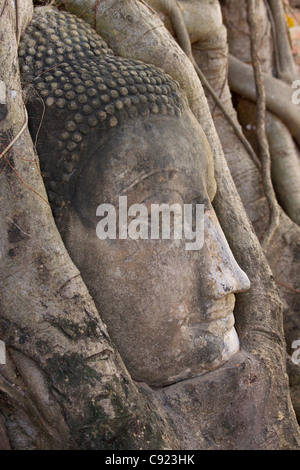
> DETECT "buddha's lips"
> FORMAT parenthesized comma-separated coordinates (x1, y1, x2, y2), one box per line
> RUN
(187, 312, 235, 336)
(187, 311, 234, 333)
(185, 293, 236, 325)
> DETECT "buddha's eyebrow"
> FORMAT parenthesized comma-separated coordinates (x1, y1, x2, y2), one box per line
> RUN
(137, 190, 185, 206)
(121, 169, 180, 194)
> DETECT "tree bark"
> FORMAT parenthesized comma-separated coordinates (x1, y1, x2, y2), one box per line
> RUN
(0, 0, 179, 450)
(0, 0, 299, 449)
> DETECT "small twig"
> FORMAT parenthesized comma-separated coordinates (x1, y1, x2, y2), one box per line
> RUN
(247, 0, 280, 248)
(5, 216, 32, 238)
(0, 136, 42, 178)
(275, 280, 300, 294)
(211, 71, 228, 117)
(139, 0, 158, 16)
(31, 63, 64, 83)
(0, 0, 8, 19)
(0, 141, 35, 163)
(84, 308, 111, 343)
(4, 156, 50, 205)
(0, 107, 28, 161)
(27, 85, 46, 151)
(94, 0, 99, 31)
(15, 0, 19, 43)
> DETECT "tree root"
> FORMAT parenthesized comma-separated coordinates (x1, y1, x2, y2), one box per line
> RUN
(192, 59, 261, 169)
(145, 0, 193, 57)
(0, 107, 28, 161)
(266, 0, 299, 83)
(266, 113, 300, 226)
(228, 54, 300, 148)
(247, 0, 280, 248)
(146, 0, 261, 168)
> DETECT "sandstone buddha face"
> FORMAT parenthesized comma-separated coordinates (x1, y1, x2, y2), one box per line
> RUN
(65, 109, 250, 387)
(20, 8, 250, 387)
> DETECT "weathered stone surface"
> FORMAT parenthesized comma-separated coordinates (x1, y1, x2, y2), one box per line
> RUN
(15, 5, 300, 449)
(19, 7, 250, 387)
(19, 7, 186, 226)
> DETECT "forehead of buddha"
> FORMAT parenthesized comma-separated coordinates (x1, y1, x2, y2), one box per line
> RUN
(19, 7, 208, 226)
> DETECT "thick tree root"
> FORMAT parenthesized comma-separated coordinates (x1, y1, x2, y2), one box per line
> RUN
(15, 0, 300, 447)
(228, 54, 300, 148)
(192, 59, 261, 169)
(266, 0, 299, 83)
(266, 113, 300, 226)
(246, 0, 279, 248)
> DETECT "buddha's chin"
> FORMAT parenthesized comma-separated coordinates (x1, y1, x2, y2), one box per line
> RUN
(221, 325, 240, 361)
(128, 313, 240, 388)
(157, 325, 240, 387)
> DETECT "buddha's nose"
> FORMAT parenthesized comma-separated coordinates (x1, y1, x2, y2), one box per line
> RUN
(204, 209, 251, 300)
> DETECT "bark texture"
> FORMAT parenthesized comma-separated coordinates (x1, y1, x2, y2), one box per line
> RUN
(0, 0, 180, 450)
(51, 0, 300, 448)
(0, 0, 299, 449)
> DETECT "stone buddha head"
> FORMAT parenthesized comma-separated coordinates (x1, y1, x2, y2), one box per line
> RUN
(20, 7, 250, 387)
